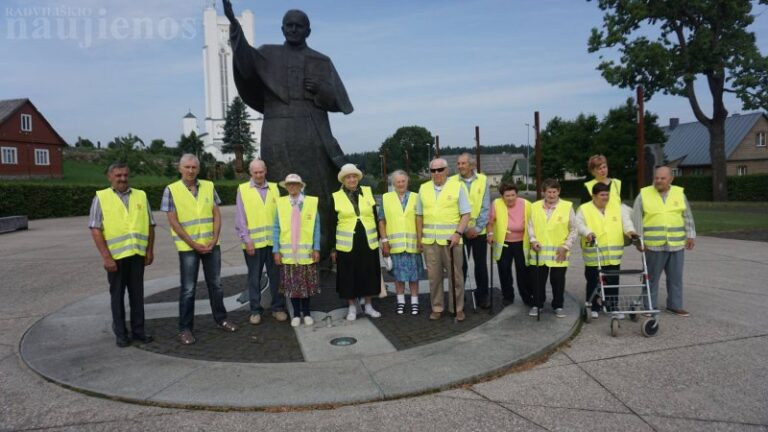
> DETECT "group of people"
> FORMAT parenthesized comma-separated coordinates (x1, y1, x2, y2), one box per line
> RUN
(90, 152, 695, 348)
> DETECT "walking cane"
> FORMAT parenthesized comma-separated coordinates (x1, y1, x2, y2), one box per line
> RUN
(535, 248, 541, 322)
(449, 244, 458, 323)
(488, 242, 494, 316)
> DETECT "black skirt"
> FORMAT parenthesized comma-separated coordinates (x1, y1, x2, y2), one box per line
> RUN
(336, 220, 381, 299)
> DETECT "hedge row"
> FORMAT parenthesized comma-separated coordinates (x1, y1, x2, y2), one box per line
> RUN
(0, 183, 239, 220)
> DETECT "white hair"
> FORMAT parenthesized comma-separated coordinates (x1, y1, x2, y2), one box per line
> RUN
(458, 152, 476, 167)
(249, 159, 266, 172)
(389, 169, 409, 186)
(179, 154, 199, 166)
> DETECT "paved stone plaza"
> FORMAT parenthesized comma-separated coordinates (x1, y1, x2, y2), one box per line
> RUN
(1, 206, 767, 431)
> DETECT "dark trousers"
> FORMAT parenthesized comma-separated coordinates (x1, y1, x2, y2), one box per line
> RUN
(531, 266, 566, 309)
(585, 265, 619, 311)
(108, 254, 147, 341)
(497, 241, 531, 305)
(243, 247, 285, 314)
(178, 246, 227, 331)
(290, 298, 311, 318)
(462, 234, 489, 300)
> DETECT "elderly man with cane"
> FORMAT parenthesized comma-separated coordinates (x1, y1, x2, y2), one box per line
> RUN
(416, 158, 471, 321)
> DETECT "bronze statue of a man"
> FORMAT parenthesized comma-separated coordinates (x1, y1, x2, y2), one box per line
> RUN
(223, 1, 353, 256)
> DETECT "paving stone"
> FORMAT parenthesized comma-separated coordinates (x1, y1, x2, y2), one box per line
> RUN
(135, 310, 303, 363)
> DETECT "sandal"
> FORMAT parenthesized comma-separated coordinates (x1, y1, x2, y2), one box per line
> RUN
(411, 303, 419, 315)
(396, 303, 406, 315)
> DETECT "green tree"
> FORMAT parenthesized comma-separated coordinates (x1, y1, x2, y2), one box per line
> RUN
(105, 134, 159, 174)
(148, 139, 167, 154)
(222, 97, 256, 157)
(588, 0, 768, 200)
(593, 98, 665, 190)
(378, 126, 435, 176)
(74, 136, 94, 148)
(540, 114, 600, 180)
(176, 132, 204, 157)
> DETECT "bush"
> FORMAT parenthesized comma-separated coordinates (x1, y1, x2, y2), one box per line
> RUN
(0, 182, 240, 219)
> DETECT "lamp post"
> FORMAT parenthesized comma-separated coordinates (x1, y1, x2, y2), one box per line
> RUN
(525, 123, 530, 193)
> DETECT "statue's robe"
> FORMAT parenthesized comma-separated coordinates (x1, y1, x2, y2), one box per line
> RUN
(229, 20, 353, 257)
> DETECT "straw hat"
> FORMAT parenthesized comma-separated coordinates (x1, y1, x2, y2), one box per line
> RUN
(279, 173, 306, 189)
(337, 163, 363, 183)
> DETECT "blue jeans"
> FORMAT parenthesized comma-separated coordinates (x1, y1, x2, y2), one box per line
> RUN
(645, 249, 685, 313)
(178, 246, 228, 331)
(243, 247, 285, 314)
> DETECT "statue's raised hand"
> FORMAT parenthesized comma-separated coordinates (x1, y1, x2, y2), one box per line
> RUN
(222, 0, 236, 22)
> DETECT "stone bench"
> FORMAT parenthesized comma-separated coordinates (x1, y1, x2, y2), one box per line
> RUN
(0, 216, 28, 234)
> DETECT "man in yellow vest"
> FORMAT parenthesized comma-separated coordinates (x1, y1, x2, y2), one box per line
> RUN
(89, 162, 155, 347)
(632, 166, 696, 317)
(452, 153, 492, 308)
(576, 182, 637, 319)
(162, 154, 238, 345)
(235, 160, 287, 325)
(528, 179, 578, 318)
(417, 158, 471, 321)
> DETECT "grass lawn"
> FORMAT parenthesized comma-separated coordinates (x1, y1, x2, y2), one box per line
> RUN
(689, 204, 768, 234)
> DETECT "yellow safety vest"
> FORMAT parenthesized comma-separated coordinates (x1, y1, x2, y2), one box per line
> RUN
(584, 178, 622, 207)
(450, 173, 487, 235)
(382, 191, 418, 254)
(641, 185, 687, 248)
(333, 186, 378, 252)
(419, 180, 464, 246)
(168, 180, 217, 252)
(239, 181, 280, 249)
(580, 202, 625, 266)
(96, 188, 150, 260)
(491, 198, 531, 262)
(529, 199, 573, 267)
(277, 195, 318, 265)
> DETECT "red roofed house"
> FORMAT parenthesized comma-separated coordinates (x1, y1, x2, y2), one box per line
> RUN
(0, 98, 67, 179)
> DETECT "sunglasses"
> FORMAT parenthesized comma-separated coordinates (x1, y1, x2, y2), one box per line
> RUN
(430, 167, 446, 173)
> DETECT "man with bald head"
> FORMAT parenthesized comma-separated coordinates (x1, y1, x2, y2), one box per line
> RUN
(224, 0, 353, 257)
(417, 158, 472, 321)
(235, 160, 287, 324)
(633, 166, 696, 317)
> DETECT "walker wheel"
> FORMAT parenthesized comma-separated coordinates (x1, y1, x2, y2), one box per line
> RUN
(610, 318, 620, 337)
(584, 305, 592, 323)
(641, 319, 659, 337)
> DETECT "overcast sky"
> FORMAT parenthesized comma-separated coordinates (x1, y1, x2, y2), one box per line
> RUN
(2, 0, 766, 153)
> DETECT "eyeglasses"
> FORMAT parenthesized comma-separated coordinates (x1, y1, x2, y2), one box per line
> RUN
(430, 167, 446, 173)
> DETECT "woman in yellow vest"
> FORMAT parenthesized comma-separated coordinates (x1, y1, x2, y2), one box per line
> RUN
(576, 182, 637, 319)
(528, 179, 578, 318)
(330, 164, 382, 321)
(378, 170, 422, 315)
(486, 183, 532, 307)
(582, 154, 622, 207)
(273, 174, 321, 327)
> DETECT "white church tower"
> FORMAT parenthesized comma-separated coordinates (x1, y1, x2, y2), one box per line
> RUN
(183, 3, 262, 162)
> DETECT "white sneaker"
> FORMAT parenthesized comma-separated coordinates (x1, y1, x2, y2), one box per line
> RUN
(291, 317, 300, 327)
(346, 310, 357, 321)
(554, 308, 566, 318)
(366, 307, 382, 318)
(528, 306, 539, 317)
(590, 311, 599, 319)
(303, 316, 314, 326)
(615, 313, 626, 320)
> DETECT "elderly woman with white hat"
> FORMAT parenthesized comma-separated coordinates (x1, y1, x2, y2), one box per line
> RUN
(330, 163, 382, 321)
(273, 174, 321, 327)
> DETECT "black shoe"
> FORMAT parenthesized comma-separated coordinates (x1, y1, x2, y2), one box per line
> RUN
(477, 297, 491, 309)
(502, 297, 515, 306)
(116, 338, 131, 348)
(132, 334, 154, 344)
